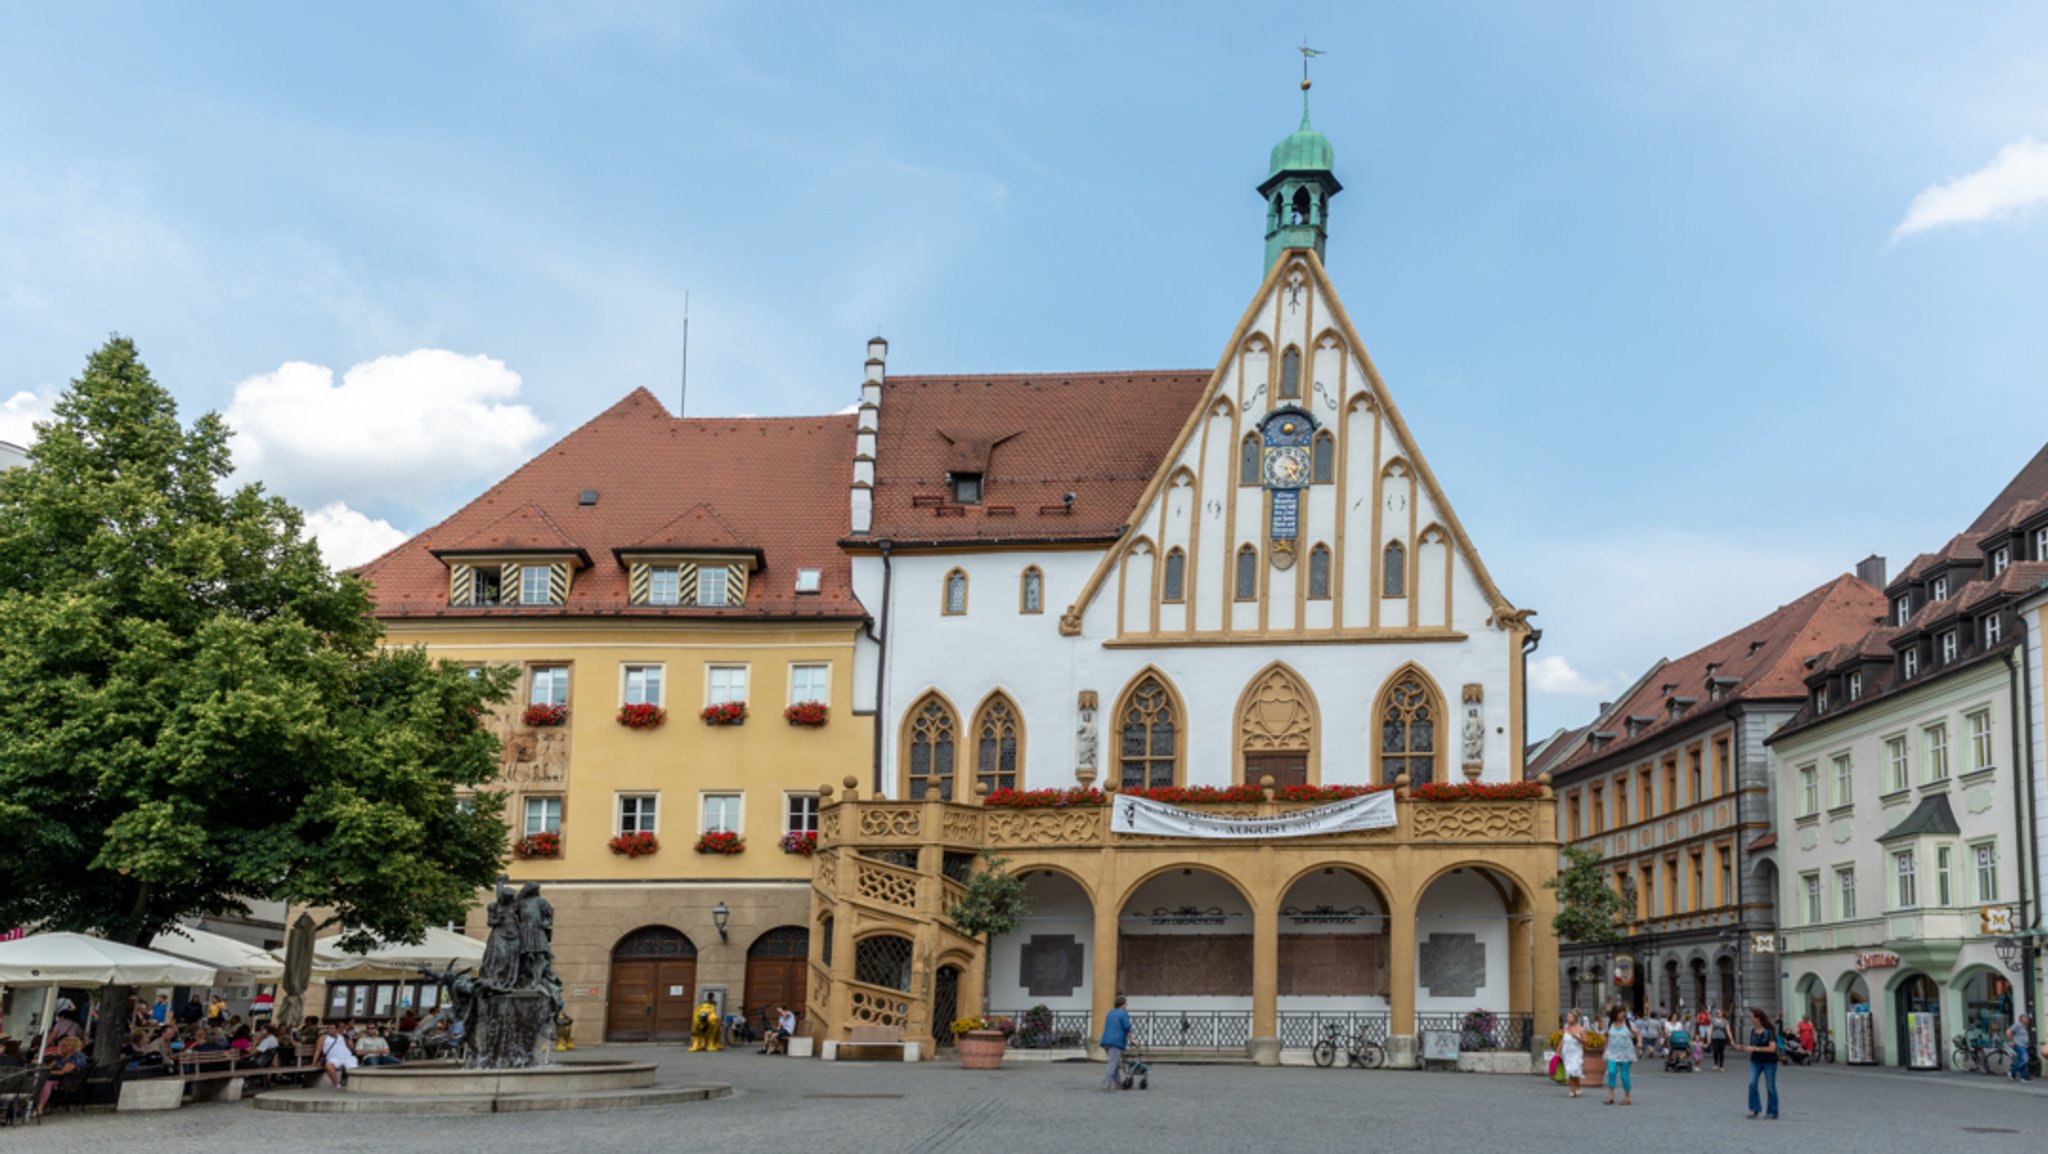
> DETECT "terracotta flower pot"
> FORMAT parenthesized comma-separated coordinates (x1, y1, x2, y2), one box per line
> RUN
(1582, 1053, 1605, 1083)
(958, 1030, 1007, 1070)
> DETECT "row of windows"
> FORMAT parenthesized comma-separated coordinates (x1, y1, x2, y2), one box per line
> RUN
(940, 540, 1409, 617)
(459, 563, 562, 608)
(898, 665, 1448, 798)
(1562, 736, 1734, 840)
(1791, 711, 1993, 817)
(1611, 844, 1736, 923)
(520, 661, 830, 709)
(521, 791, 820, 839)
(1797, 841, 1999, 922)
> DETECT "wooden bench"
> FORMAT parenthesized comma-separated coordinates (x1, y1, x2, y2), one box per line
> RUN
(820, 1026, 921, 1063)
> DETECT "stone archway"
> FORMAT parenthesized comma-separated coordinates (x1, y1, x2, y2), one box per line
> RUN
(606, 926, 697, 1043)
(1118, 867, 1254, 1049)
(1274, 866, 1390, 1050)
(988, 870, 1094, 1039)
(1412, 866, 1530, 1050)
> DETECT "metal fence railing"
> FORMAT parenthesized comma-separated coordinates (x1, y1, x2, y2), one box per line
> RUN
(1126, 1010, 1253, 1051)
(988, 1009, 1092, 1050)
(1415, 1011, 1535, 1052)
(1278, 1011, 1392, 1050)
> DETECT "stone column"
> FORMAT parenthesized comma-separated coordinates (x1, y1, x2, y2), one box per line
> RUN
(1250, 896, 1281, 1065)
(1089, 887, 1120, 1062)
(1389, 894, 1418, 1067)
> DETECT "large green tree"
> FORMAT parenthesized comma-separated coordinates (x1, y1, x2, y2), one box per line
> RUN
(1546, 843, 1629, 947)
(0, 337, 511, 963)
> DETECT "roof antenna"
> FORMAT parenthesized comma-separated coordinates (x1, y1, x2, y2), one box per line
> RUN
(679, 291, 690, 417)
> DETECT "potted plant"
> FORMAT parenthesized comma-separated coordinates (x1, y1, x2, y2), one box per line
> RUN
(1460, 1009, 1499, 1052)
(700, 701, 748, 726)
(694, 830, 744, 855)
(1020, 1004, 1055, 1049)
(784, 700, 829, 728)
(514, 830, 561, 859)
(617, 703, 667, 730)
(608, 832, 659, 857)
(523, 703, 568, 727)
(778, 831, 817, 857)
(952, 1016, 1010, 1069)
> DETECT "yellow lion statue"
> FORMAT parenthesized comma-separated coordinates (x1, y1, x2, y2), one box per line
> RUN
(688, 999, 723, 1052)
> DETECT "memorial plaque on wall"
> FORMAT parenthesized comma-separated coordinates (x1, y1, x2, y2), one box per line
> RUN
(1020, 935, 1085, 998)
(1119, 936, 1253, 997)
(1276, 935, 1389, 997)
(1418, 933, 1486, 998)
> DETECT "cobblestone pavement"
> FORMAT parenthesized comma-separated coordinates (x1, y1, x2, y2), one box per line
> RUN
(18, 1049, 2045, 1153)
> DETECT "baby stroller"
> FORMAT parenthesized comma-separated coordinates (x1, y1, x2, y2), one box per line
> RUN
(1665, 1026, 1694, 1072)
(1118, 1042, 1151, 1090)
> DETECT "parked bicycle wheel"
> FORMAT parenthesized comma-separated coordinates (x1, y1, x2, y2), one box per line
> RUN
(1986, 1049, 2011, 1076)
(1312, 1040, 1338, 1069)
(1952, 1047, 1977, 1072)
(1358, 1041, 1385, 1069)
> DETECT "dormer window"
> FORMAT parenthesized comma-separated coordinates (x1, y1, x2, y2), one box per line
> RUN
(1895, 598, 1912, 626)
(1816, 685, 1829, 713)
(1940, 630, 1959, 663)
(1932, 576, 1950, 601)
(1992, 546, 2010, 576)
(1984, 614, 2002, 646)
(1903, 649, 1918, 679)
(698, 571, 729, 608)
(1847, 671, 1863, 701)
(2035, 526, 2048, 561)
(648, 566, 680, 606)
(519, 565, 552, 606)
(951, 473, 983, 505)
(473, 567, 503, 607)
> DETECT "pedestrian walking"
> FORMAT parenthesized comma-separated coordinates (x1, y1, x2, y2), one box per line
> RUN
(1708, 1009, 1730, 1072)
(1560, 1009, 1587, 1098)
(1734, 1008, 1779, 1120)
(1602, 1006, 1638, 1106)
(2008, 1013, 2033, 1083)
(1099, 995, 1132, 1092)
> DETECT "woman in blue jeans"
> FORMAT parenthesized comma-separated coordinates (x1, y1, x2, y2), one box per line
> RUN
(1734, 1008, 1779, 1119)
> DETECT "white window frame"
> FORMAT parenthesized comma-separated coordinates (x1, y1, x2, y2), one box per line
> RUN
(617, 793, 659, 836)
(696, 567, 729, 608)
(1885, 736, 1910, 794)
(1832, 753, 1853, 808)
(647, 566, 680, 606)
(1816, 686, 1828, 713)
(1925, 723, 1950, 781)
(1798, 764, 1818, 816)
(1894, 850, 1918, 910)
(1802, 873, 1822, 925)
(788, 662, 830, 706)
(1932, 576, 1950, 601)
(530, 665, 569, 706)
(523, 796, 562, 835)
(1936, 844, 1954, 906)
(1967, 710, 1994, 772)
(622, 663, 665, 708)
(1992, 546, 2010, 576)
(520, 564, 553, 606)
(1984, 614, 2002, 646)
(1972, 840, 1998, 903)
(1903, 648, 1918, 680)
(2036, 526, 2048, 561)
(784, 792, 821, 834)
(795, 567, 822, 594)
(1837, 866, 1857, 921)
(701, 792, 743, 835)
(1895, 598, 1911, 626)
(1940, 630, 1959, 663)
(706, 664, 749, 707)
(1847, 671, 1862, 700)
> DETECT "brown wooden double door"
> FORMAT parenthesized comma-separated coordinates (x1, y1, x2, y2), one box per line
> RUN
(606, 926, 701, 1043)
(741, 926, 810, 1032)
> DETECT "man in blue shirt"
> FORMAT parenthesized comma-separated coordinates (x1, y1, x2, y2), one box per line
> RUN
(1100, 995, 1132, 1091)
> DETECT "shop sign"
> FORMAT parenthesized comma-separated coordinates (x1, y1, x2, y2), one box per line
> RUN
(1750, 933, 1778, 954)
(1855, 951, 1900, 971)
(1612, 955, 1635, 988)
(1980, 905, 2018, 935)
(0, 928, 23, 943)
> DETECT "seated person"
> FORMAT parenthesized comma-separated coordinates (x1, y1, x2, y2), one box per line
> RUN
(0, 1039, 24, 1068)
(316, 1022, 357, 1087)
(230, 1024, 254, 1053)
(759, 1005, 786, 1055)
(398, 1008, 420, 1033)
(355, 1026, 400, 1067)
(38, 1037, 87, 1112)
(776, 1007, 798, 1053)
(192, 1028, 231, 1053)
(120, 1029, 160, 1068)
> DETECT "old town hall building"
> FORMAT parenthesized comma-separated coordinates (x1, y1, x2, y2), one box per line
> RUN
(360, 80, 1562, 1064)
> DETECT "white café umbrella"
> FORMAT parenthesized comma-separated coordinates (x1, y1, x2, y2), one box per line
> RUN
(0, 933, 217, 1061)
(151, 925, 285, 981)
(308, 927, 486, 979)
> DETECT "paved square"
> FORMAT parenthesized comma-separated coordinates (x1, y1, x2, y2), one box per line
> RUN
(20, 1050, 2048, 1153)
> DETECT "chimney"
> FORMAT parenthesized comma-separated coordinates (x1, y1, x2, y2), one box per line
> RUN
(1856, 554, 1887, 588)
(850, 336, 887, 536)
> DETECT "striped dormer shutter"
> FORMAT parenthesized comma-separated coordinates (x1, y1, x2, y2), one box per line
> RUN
(725, 564, 747, 606)
(678, 563, 700, 604)
(549, 562, 570, 605)
(500, 561, 521, 603)
(628, 562, 651, 605)
(450, 563, 474, 606)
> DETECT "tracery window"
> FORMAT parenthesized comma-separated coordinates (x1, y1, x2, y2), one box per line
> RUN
(1378, 672, 1439, 785)
(1118, 676, 1179, 790)
(973, 695, 1021, 794)
(1020, 566, 1044, 614)
(944, 569, 968, 615)
(904, 695, 959, 800)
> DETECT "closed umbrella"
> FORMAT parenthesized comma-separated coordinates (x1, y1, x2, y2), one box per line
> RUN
(277, 913, 314, 1033)
(0, 933, 216, 1061)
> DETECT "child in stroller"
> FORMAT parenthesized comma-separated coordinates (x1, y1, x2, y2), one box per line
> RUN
(1665, 1019, 1695, 1072)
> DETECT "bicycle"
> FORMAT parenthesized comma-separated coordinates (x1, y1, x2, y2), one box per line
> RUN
(1312, 1022, 1385, 1069)
(1950, 1033, 2011, 1076)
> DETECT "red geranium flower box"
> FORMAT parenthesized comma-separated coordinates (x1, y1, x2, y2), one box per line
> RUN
(617, 703, 667, 730)
(784, 701, 829, 728)
(608, 832, 659, 857)
(514, 831, 561, 859)
(1411, 781, 1544, 801)
(523, 703, 568, 727)
(778, 831, 817, 856)
(700, 701, 749, 726)
(695, 831, 745, 855)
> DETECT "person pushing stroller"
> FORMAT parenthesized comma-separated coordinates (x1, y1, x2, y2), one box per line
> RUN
(1665, 1012, 1694, 1072)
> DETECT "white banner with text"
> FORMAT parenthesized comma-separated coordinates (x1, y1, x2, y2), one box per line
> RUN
(1108, 790, 1396, 839)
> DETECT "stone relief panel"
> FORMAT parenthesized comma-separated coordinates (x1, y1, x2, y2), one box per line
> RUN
(1419, 933, 1487, 998)
(488, 710, 569, 789)
(984, 810, 1104, 846)
(1410, 804, 1536, 841)
(1020, 935, 1086, 998)
(1240, 667, 1314, 753)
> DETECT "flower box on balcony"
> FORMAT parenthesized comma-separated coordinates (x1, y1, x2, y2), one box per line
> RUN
(1411, 782, 1543, 801)
(523, 703, 568, 727)
(700, 701, 749, 726)
(695, 831, 745, 855)
(514, 831, 562, 859)
(608, 832, 659, 858)
(617, 703, 667, 730)
(779, 831, 818, 857)
(784, 701, 829, 728)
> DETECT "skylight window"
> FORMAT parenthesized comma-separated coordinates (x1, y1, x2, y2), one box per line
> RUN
(795, 568, 822, 594)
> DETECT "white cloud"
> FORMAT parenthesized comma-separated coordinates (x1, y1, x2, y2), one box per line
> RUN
(1528, 655, 1623, 699)
(1894, 137, 2048, 238)
(225, 350, 550, 512)
(304, 501, 411, 570)
(0, 384, 58, 447)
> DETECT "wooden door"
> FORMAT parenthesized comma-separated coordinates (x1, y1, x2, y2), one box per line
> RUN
(606, 926, 699, 1043)
(742, 926, 811, 1032)
(606, 960, 657, 1043)
(1244, 754, 1308, 788)
(651, 959, 697, 1041)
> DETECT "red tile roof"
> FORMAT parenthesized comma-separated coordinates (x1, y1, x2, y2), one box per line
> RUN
(357, 389, 864, 621)
(1968, 441, 2048, 535)
(864, 370, 1213, 544)
(1550, 574, 1886, 775)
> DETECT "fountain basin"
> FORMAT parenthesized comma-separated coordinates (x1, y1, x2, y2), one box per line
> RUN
(347, 1060, 656, 1096)
(252, 1060, 731, 1115)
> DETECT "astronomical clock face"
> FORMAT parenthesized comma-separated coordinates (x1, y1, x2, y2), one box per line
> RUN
(1262, 445, 1310, 489)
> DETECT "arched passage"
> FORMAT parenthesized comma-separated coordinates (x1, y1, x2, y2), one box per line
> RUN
(1118, 866, 1254, 1049)
(1835, 970, 1877, 1064)
(742, 925, 810, 1033)
(1413, 865, 1532, 1049)
(1275, 866, 1391, 1049)
(1794, 972, 1829, 1054)
(606, 925, 697, 1043)
(1891, 970, 1942, 1069)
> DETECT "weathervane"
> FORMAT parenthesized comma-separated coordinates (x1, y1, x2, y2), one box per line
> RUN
(1299, 39, 1324, 90)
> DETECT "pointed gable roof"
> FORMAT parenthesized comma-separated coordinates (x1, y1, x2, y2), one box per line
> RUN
(358, 388, 862, 620)
(433, 503, 589, 564)
(618, 502, 758, 562)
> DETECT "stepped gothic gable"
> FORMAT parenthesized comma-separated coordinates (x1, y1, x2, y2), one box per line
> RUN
(1064, 250, 1523, 646)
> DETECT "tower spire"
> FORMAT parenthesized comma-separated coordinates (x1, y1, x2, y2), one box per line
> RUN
(1300, 39, 1323, 128)
(1260, 45, 1341, 271)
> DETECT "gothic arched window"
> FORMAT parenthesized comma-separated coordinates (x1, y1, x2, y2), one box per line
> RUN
(1240, 434, 1259, 486)
(944, 568, 968, 615)
(1162, 548, 1186, 603)
(1378, 671, 1440, 785)
(1117, 674, 1181, 790)
(1020, 566, 1043, 614)
(1235, 544, 1259, 601)
(1382, 541, 1406, 598)
(1280, 347, 1302, 399)
(973, 694, 1022, 794)
(1308, 544, 1332, 600)
(903, 695, 959, 800)
(1312, 432, 1335, 484)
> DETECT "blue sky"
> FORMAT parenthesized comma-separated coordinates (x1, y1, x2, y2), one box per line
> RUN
(3, 1, 2045, 735)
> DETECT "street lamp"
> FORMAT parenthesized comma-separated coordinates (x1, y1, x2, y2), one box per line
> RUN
(712, 902, 730, 944)
(1995, 934, 2023, 973)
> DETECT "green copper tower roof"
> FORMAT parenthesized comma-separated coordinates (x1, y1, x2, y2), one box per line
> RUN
(1268, 87, 1334, 178)
(1259, 68, 1342, 271)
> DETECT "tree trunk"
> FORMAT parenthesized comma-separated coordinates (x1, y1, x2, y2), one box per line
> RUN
(90, 985, 132, 1076)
